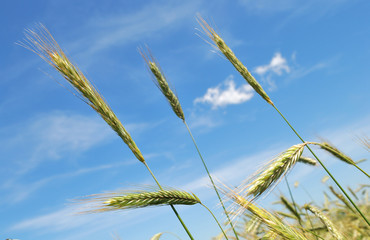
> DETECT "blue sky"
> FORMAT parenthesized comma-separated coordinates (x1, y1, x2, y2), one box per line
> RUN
(1, 0, 369, 239)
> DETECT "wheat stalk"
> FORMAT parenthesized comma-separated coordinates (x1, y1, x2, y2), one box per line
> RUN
(304, 204, 345, 240)
(196, 15, 273, 105)
(329, 186, 355, 212)
(240, 143, 307, 200)
(19, 24, 145, 163)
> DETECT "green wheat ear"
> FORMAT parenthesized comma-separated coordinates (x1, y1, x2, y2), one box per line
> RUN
(139, 48, 185, 121)
(80, 187, 201, 213)
(196, 15, 273, 105)
(304, 204, 345, 240)
(240, 143, 307, 200)
(313, 141, 355, 165)
(19, 24, 145, 163)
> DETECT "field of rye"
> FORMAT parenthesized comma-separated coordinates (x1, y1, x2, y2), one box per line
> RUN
(20, 16, 369, 240)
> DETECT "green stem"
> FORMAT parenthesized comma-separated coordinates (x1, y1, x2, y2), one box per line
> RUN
(352, 163, 370, 178)
(184, 121, 237, 240)
(284, 176, 302, 226)
(201, 203, 229, 240)
(305, 209, 320, 240)
(272, 104, 370, 226)
(143, 161, 195, 240)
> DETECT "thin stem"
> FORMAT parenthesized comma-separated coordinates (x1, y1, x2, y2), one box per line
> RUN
(305, 209, 320, 240)
(352, 164, 370, 178)
(272, 104, 370, 226)
(143, 161, 195, 240)
(184, 121, 238, 240)
(201, 203, 229, 240)
(284, 176, 303, 226)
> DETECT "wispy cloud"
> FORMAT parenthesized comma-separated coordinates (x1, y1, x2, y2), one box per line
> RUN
(254, 52, 290, 90)
(238, 0, 350, 31)
(77, 1, 200, 59)
(10, 204, 155, 234)
(2, 112, 114, 175)
(238, 0, 298, 15)
(1, 162, 134, 204)
(188, 112, 222, 130)
(0, 111, 153, 202)
(181, 148, 278, 194)
(194, 75, 254, 109)
(8, 195, 163, 240)
(286, 57, 336, 82)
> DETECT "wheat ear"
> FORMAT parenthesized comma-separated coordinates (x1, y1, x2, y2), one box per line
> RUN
(280, 196, 302, 222)
(241, 143, 306, 200)
(311, 141, 369, 178)
(313, 142, 355, 165)
(19, 24, 145, 163)
(80, 188, 200, 213)
(140, 48, 185, 121)
(228, 192, 307, 240)
(196, 15, 273, 105)
(304, 204, 345, 240)
(298, 156, 318, 166)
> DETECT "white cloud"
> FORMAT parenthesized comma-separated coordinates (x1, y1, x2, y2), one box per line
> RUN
(255, 52, 290, 76)
(254, 52, 290, 90)
(194, 75, 254, 109)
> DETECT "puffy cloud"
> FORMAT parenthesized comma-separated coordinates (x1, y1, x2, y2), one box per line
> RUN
(194, 75, 254, 109)
(255, 52, 290, 76)
(254, 52, 290, 90)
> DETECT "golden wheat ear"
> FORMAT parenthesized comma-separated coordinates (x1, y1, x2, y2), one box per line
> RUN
(196, 15, 273, 105)
(19, 24, 145, 163)
(225, 189, 307, 240)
